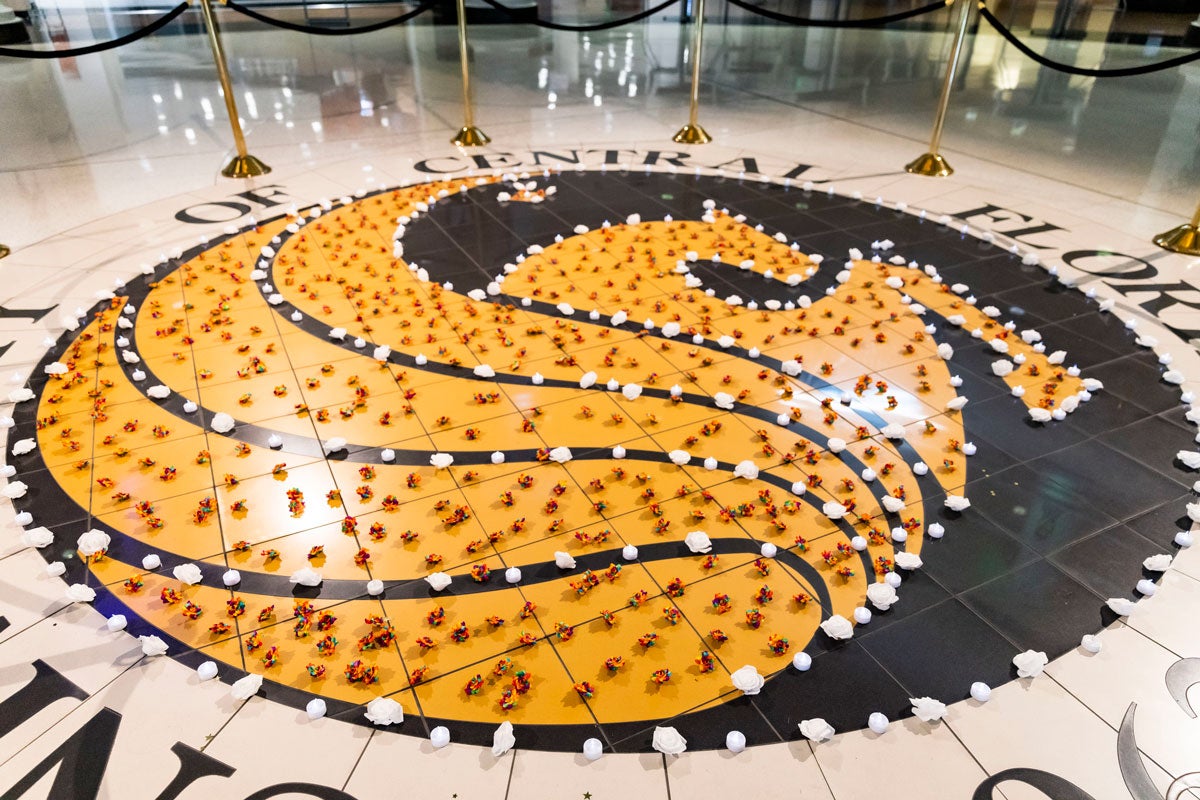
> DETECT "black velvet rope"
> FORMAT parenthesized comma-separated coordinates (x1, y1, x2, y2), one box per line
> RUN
(475, 0, 680, 31)
(723, 0, 950, 28)
(0, 2, 188, 59)
(224, 0, 436, 35)
(979, 2, 1200, 77)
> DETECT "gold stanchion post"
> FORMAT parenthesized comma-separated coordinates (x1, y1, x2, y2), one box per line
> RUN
(906, 0, 971, 177)
(1153, 199, 1200, 256)
(0, 244, 9, 260)
(197, 0, 271, 178)
(672, 0, 711, 144)
(450, 0, 489, 147)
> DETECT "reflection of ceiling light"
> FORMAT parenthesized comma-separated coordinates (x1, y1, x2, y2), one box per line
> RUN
(537, 67, 548, 88)
(184, 128, 196, 144)
(312, 121, 323, 133)
(548, 91, 557, 103)
(584, 79, 593, 98)
(244, 92, 258, 119)
(173, 82, 182, 100)
(157, 125, 168, 135)
(152, 94, 162, 104)
(993, 64, 1019, 92)
(282, 87, 292, 99)
(593, 95, 602, 107)
(200, 98, 214, 121)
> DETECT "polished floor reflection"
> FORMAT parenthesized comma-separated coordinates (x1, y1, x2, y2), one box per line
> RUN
(3, 10, 1200, 249)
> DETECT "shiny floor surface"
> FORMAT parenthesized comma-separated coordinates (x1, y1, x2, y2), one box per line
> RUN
(3, 12, 1200, 800)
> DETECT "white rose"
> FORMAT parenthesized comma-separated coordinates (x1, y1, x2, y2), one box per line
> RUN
(733, 461, 759, 480)
(140, 635, 169, 657)
(23, 527, 53, 548)
(910, 697, 947, 722)
(651, 726, 687, 755)
(1142, 554, 1172, 572)
(65, 584, 96, 603)
(172, 563, 203, 585)
(820, 615, 854, 640)
(944, 495, 971, 512)
(549, 447, 573, 463)
(799, 718, 835, 742)
(230, 673, 263, 699)
(210, 412, 235, 433)
(429, 453, 454, 469)
(894, 552, 923, 570)
(684, 531, 713, 554)
(1106, 597, 1136, 616)
(714, 392, 735, 410)
(289, 568, 322, 587)
(1029, 408, 1052, 423)
(364, 696, 405, 726)
(668, 450, 691, 466)
(1012, 650, 1048, 678)
(730, 665, 765, 696)
(425, 572, 451, 591)
(822, 501, 847, 520)
(555, 551, 577, 569)
(492, 721, 516, 757)
(866, 582, 898, 610)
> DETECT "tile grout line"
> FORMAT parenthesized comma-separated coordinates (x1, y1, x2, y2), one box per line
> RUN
(502, 746, 518, 800)
(0, 653, 147, 771)
(339, 728, 377, 794)
(198, 696, 250, 753)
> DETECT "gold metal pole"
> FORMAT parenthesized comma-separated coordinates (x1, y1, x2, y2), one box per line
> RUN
(905, 0, 971, 177)
(1153, 198, 1200, 256)
(450, 0, 489, 147)
(198, 0, 270, 178)
(0, 244, 9, 260)
(672, 0, 711, 144)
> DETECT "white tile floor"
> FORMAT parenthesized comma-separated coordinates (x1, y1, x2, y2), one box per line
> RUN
(2, 7, 1200, 799)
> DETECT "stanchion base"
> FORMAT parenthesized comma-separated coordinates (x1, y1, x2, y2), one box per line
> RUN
(1153, 224, 1200, 256)
(905, 152, 954, 178)
(0, 244, 9, 260)
(221, 155, 272, 179)
(451, 126, 491, 147)
(672, 123, 712, 145)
